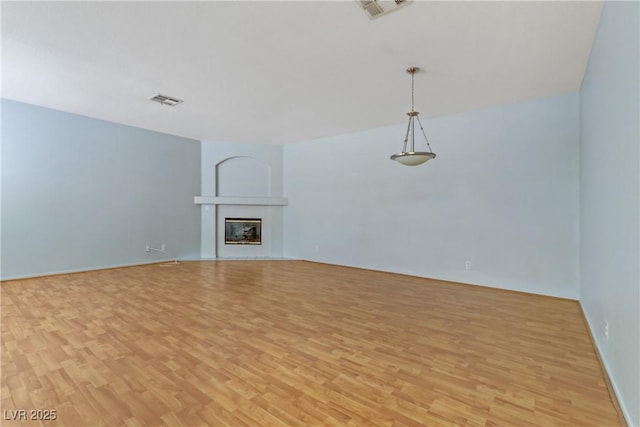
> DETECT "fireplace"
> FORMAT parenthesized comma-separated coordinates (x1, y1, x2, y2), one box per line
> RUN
(224, 218, 262, 245)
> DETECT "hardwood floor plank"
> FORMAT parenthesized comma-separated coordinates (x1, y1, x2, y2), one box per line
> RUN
(1, 260, 622, 426)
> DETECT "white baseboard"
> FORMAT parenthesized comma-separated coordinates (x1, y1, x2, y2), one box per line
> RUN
(1, 257, 301, 281)
(1, 259, 178, 281)
(580, 302, 634, 427)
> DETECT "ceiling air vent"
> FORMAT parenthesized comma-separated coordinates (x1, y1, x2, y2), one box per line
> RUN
(149, 93, 183, 107)
(359, 0, 411, 19)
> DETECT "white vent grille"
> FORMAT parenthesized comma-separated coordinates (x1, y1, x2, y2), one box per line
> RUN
(361, 0, 384, 17)
(149, 93, 183, 107)
(359, 0, 411, 19)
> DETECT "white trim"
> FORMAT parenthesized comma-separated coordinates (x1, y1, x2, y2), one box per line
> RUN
(1, 259, 179, 281)
(580, 302, 634, 427)
(1, 257, 303, 281)
(194, 196, 288, 206)
(174, 257, 301, 263)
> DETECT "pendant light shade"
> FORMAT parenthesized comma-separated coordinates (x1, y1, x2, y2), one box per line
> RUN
(390, 151, 436, 166)
(391, 67, 436, 166)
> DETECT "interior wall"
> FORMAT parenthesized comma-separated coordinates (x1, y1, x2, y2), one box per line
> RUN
(200, 141, 283, 258)
(283, 93, 580, 299)
(579, 2, 640, 425)
(1, 99, 201, 279)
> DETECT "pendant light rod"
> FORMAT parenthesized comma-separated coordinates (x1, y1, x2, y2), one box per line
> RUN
(408, 66, 417, 112)
(404, 67, 420, 153)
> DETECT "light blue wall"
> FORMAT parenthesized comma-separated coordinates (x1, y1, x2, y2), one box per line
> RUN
(284, 93, 580, 299)
(579, 2, 639, 425)
(1, 99, 201, 279)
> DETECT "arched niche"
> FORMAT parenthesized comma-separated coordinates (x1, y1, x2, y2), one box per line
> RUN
(216, 156, 271, 197)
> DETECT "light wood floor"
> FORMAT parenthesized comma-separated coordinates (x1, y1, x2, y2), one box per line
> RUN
(1, 261, 621, 426)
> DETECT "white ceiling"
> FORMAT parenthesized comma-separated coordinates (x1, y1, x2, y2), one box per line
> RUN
(2, 1, 603, 145)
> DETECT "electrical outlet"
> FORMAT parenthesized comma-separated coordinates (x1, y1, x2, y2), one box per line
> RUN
(161, 244, 166, 252)
(314, 245, 320, 253)
(604, 322, 609, 340)
(465, 261, 472, 270)
(145, 245, 150, 252)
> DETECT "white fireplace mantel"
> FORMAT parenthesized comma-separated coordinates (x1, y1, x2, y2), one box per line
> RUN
(194, 196, 288, 206)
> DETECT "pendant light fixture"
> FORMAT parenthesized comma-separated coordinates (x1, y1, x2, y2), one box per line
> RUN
(390, 67, 436, 166)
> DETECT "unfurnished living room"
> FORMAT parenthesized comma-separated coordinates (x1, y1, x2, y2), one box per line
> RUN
(1, 1, 638, 426)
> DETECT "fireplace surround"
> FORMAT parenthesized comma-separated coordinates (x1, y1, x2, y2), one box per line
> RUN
(196, 148, 287, 258)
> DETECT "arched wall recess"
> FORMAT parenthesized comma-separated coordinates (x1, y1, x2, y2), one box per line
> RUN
(216, 156, 271, 197)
